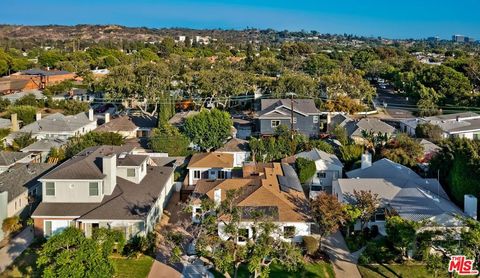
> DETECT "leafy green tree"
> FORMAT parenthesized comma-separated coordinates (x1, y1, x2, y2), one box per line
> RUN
(331, 125, 349, 146)
(425, 253, 445, 278)
(460, 218, 480, 272)
(321, 69, 376, 104)
(381, 133, 423, 167)
(385, 216, 420, 259)
(339, 144, 364, 169)
(183, 108, 232, 150)
(416, 84, 440, 117)
(415, 123, 443, 142)
(62, 100, 89, 115)
(2, 216, 22, 236)
(65, 132, 125, 158)
(149, 123, 190, 156)
(351, 190, 380, 230)
(16, 94, 40, 107)
(0, 98, 10, 112)
(307, 140, 334, 154)
(8, 105, 37, 124)
(43, 80, 74, 96)
(12, 132, 37, 151)
(38, 50, 65, 68)
(295, 157, 316, 184)
(351, 49, 379, 71)
(302, 54, 338, 76)
(37, 227, 115, 278)
(274, 71, 318, 98)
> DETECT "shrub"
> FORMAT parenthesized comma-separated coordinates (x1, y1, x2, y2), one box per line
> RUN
(296, 157, 317, 184)
(303, 236, 320, 256)
(362, 237, 399, 263)
(7, 105, 37, 124)
(2, 216, 22, 235)
(370, 225, 379, 238)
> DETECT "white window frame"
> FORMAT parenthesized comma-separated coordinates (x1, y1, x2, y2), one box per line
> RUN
(193, 170, 201, 179)
(45, 182, 55, 196)
(290, 117, 297, 124)
(89, 182, 99, 196)
(271, 120, 281, 128)
(127, 168, 136, 177)
(313, 115, 319, 123)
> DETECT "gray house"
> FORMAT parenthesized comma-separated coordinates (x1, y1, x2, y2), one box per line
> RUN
(256, 99, 322, 137)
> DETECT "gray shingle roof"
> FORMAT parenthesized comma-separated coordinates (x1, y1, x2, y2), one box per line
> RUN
(402, 112, 480, 134)
(95, 116, 138, 132)
(345, 118, 395, 137)
(216, 138, 250, 152)
(32, 166, 174, 220)
(0, 163, 54, 202)
(117, 155, 148, 167)
(20, 69, 71, 76)
(19, 112, 94, 134)
(0, 151, 31, 166)
(20, 138, 67, 152)
(258, 99, 321, 117)
(41, 145, 135, 180)
(346, 158, 421, 180)
(296, 148, 343, 168)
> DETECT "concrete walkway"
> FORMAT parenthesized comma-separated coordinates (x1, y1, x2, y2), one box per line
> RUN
(323, 231, 362, 278)
(0, 227, 34, 273)
(148, 260, 182, 278)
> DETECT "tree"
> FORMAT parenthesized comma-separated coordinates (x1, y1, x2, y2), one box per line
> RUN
(16, 94, 39, 107)
(302, 54, 338, 76)
(416, 84, 440, 117)
(321, 69, 376, 105)
(2, 216, 22, 236)
(183, 108, 232, 151)
(8, 105, 37, 124)
(331, 125, 349, 146)
(339, 144, 364, 170)
(62, 100, 89, 115)
(12, 132, 36, 151)
(351, 190, 380, 230)
(295, 157, 316, 184)
(415, 123, 443, 142)
(311, 192, 348, 239)
(38, 50, 65, 68)
(0, 98, 10, 112)
(425, 253, 445, 278)
(385, 216, 420, 259)
(149, 123, 190, 156)
(37, 227, 115, 278)
(65, 132, 125, 158)
(307, 140, 334, 154)
(460, 218, 480, 272)
(274, 71, 318, 98)
(381, 133, 423, 167)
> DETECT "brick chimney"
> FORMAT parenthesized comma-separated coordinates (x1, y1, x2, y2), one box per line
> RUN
(10, 113, 19, 132)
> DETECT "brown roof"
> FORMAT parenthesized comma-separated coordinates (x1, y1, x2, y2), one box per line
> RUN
(194, 163, 310, 223)
(95, 116, 138, 132)
(117, 155, 148, 167)
(188, 153, 234, 168)
(32, 166, 174, 220)
(216, 138, 250, 152)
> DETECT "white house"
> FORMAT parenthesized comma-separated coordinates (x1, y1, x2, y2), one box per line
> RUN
(190, 163, 312, 243)
(295, 148, 343, 198)
(186, 152, 234, 186)
(399, 112, 480, 140)
(215, 138, 251, 167)
(32, 145, 175, 239)
(5, 109, 97, 145)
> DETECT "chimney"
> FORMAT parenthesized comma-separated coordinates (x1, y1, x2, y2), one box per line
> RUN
(464, 194, 478, 220)
(36, 112, 42, 121)
(105, 113, 110, 124)
(326, 113, 332, 125)
(10, 113, 19, 132)
(88, 109, 94, 122)
(214, 188, 222, 206)
(361, 152, 372, 169)
(102, 154, 117, 195)
(456, 116, 460, 122)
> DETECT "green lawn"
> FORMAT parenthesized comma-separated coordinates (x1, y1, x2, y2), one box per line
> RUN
(211, 262, 335, 278)
(359, 263, 456, 278)
(112, 255, 154, 278)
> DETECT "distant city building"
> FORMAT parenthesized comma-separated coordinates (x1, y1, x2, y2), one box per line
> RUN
(452, 34, 475, 43)
(427, 36, 439, 42)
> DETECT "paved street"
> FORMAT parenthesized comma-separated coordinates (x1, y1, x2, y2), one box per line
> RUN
(0, 227, 34, 273)
(323, 231, 362, 278)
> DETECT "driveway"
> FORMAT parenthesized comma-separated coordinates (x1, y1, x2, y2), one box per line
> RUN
(322, 231, 362, 278)
(0, 227, 34, 273)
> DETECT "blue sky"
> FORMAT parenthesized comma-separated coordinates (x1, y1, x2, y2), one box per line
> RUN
(1, 0, 479, 39)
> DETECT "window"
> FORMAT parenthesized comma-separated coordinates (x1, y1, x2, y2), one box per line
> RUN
(238, 228, 249, 242)
(193, 170, 201, 179)
(317, 172, 326, 178)
(89, 182, 99, 196)
(44, 221, 52, 236)
(283, 226, 296, 239)
(218, 170, 226, 179)
(127, 168, 136, 177)
(290, 117, 297, 124)
(311, 185, 323, 192)
(271, 120, 280, 128)
(313, 116, 319, 123)
(141, 163, 144, 172)
(45, 182, 55, 196)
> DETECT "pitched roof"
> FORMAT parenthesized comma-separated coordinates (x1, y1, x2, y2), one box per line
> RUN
(18, 112, 94, 134)
(19, 69, 72, 76)
(0, 163, 54, 202)
(401, 112, 480, 134)
(20, 138, 67, 152)
(117, 154, 148, 167)
(296, 148, 343, 168)
(345, 118, 395, 137)
(346, 158, 421, 180)
(419, 139, 441, 154)
(193, 163, 309, 222)
(95, 116, 138, 133)
(216, 138, 250, 152)
(32, 166, 174, 220)
(188, 153, 234, 168)
(40, 145, 135, 180)
(0, 151, 31, 166)
(258, 99, 321, 118)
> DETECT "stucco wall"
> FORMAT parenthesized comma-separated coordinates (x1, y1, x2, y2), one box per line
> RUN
(41, 180, 104, 203)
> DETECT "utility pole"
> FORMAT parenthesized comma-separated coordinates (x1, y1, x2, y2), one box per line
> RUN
(286, 92, 297, 155)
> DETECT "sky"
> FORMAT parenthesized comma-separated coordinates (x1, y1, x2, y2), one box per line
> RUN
(1, 0, 480, 39)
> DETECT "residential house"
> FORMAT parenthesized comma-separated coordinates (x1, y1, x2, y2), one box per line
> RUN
(330, 114, 396, 144)
(0, 163, 54, 240)
(186, 152, 234, 186)
(168, 111, 199, 127)
(332, 155, 465, 235)
(190, 162, 311, 243)
(9, 69, 76, 90)
(256, 99, 323, 138)
(31, 145, 175, 239)
(95, 115, 139, 139)
(0, 77, 35, 94)
(130, 114, 157, 138)
(215, 138, 251, 167)
(295, 148, 343, 198)
(0, 151, 34, 173)
(20, 138, 68, 163)
(4, 110, 97, 145)
(399, 112, 480, 140)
